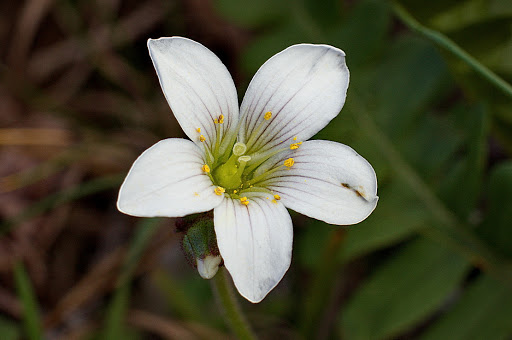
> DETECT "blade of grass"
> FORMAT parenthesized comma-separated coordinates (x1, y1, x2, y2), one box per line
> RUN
(0, 174, 123, 235)
(391, 1, 512, 100)
(151, 270, 204, 322)
(14, 262, 42, 340)
(101, 217, 162, 339)
(0, 315, 20, 340)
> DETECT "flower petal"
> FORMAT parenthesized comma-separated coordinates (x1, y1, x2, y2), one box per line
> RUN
(148, 37, 239, 152)
(239, 44, 349, 156)
(214, 196, 293, 303)
(255, 140, 378, 225)
(117, 138, 223, 217)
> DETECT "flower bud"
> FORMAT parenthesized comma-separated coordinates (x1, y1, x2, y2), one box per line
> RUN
(177, 212, 222, 279)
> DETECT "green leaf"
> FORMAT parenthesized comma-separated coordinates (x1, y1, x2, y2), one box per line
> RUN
(369, 36, 451, 139)
(340, 181, 428, 261)
(420, 275, 512, 340)
(0, 316, 20, 340)
(429, 0, 512, 32)
(241, 19, 313, 77)
(438, 104, 489, 218)
(444, 17, 512, 62)
(101, 218, 162, 339)
(327, 0, 391, 69)
(214, 0, 288, 28)
(396, 0, 463, 23)
(14, 263, 43, 340)
(397, 112, 463, 183)
(340, 238, 470, 340)
(477, 161, 512, 257)
(303, 0, 342, 30)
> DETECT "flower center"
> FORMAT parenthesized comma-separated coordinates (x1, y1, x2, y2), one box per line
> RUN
(199, 112, 302, 204)
(212, 143, 250, 190)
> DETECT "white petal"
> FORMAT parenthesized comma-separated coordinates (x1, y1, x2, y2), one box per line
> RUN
(197, 255, 222, 279)
(148, 37, 239, 152)
(117, 138, 223, 217)
(214, 196, 293, 303)
(239, 44, 349, 156)
(255, 140, 378, 225)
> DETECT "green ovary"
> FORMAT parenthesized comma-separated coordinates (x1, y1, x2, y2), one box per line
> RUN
(209, 138, 283, 197)
(213, 159, 242, 189)
(212, 143, 250, 190)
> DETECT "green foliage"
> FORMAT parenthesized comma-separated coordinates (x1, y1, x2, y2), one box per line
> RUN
(341, 181, 428, 261)
(420, 275, 512, 340)
(100, 218, 162, 339)
(14, 263, 42, 340)
(3, 0, 512, 338)
(214, 0, 288, 28)
(340, 238, 470, 339)
(0, 316, 20, 340)
(478, 161, 512, 257)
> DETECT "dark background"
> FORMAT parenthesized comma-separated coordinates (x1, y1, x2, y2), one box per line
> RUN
(1, 0, 512, 339)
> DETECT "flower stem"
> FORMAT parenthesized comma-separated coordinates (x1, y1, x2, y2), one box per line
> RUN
(391, 1, 512, 100)
(211, 268, 256, 340)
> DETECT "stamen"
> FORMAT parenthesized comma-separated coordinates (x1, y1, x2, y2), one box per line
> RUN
(274, 194, 281, 200)
(239, 186, 273, 195)
(244, 110, 274, 151)
(290, 142, 302, 150)
(199, 135, 206, 142)
(284, 158, 295, 168)
(212, 114, 224, 158)
(214, 187, 225, 196)
(293, 136, 297, 141)
(214, 114, 225, 124)
(196, 128, 201, 133)
(243, 145, 290, 175)
(240, 197, 249, 206)
(202, 164, 210, 173)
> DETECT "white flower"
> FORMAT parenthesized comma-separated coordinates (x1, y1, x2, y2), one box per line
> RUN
(117, 37, 378, 303)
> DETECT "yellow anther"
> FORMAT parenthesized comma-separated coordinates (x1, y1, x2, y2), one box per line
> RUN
(194, 192, 199, 196)
(271, 199, 277, 204)
(264, 111, 272, 120)
(202, 164, 210, 173)
(290, 142, 302, 150)
(274, 194, 281, 200)
(196, 127, 201, 133)
(293, 136, 297, 141)
(199, 135, 206, 142)
(284, 158, 295, 168)
(214, 187, 225, 196)
(240, 197, 249, 206)
(214, 114, 224, 124)
(233, 190, 237, 194)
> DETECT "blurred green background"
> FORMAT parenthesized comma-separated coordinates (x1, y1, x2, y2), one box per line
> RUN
(1, 0, 512, 339)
